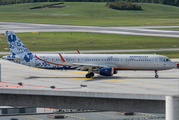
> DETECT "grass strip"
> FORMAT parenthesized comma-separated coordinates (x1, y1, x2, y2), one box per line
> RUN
(0, 3, 179, 26)
(0, 32, 179, 52)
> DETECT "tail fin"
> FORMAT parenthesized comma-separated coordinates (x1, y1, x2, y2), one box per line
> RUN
(6, 31, 31, 55)
(4, 31, 33, 62)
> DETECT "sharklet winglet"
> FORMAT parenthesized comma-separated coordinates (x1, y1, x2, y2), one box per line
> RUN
(77, 49, 81, 54)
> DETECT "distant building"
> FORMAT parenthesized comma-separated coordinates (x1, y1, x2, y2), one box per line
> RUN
(0, 106, 36, 115)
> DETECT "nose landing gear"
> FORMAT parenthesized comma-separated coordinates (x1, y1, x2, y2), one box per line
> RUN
(155, 70, 159, 78)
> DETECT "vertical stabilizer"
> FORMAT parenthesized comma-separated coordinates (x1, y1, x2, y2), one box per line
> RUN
(6, 31, 31, 55)
(5, 31, 33, 62)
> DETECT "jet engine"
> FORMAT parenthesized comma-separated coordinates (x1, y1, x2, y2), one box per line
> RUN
(99, 67, 114, 76)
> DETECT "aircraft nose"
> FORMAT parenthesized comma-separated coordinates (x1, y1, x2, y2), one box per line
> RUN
(174, 62, 178, 68)
(172, 62, 177, 68)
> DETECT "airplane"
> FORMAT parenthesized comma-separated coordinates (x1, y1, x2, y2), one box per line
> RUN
(2, 31, 177, 78)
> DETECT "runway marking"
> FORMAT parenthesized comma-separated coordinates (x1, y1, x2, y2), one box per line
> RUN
(69, 71, 131, 75)
(101, 79, 124, 81)
(96, 113, 119, 118)
(26, 116, 43, 120)
(125, 77, 143, 79)
(0, 84, 31, 89)
(72, 78, 93, 80)
(65, 114, 85, 120)
(49, 76, 92, 79)
(117, 73, 130, 75)
(70, 71, 88, 73)
(33, 68, 46, 70)
(0, 82, 60, 89)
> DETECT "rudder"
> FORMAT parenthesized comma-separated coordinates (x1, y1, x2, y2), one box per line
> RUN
(5, 31, 33, 62)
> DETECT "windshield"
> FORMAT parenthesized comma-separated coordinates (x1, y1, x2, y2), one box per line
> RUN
(164, 58, 171, 62)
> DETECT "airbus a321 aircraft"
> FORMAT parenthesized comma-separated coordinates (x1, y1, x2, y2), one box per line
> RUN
(2, 31, 177, 78)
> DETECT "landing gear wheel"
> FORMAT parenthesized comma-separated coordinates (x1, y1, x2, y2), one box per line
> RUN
(155, 70, 159, 78)
(90, 72, 94, 77)
(86, 74, 91, 78)
(155, 75, 159, 78)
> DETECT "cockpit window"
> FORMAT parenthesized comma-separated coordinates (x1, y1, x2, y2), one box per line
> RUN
(164, 59, 170, 62)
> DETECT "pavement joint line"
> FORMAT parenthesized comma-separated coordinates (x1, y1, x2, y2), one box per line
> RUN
(101, 79, 124, 81)
(138, 112, 156, 117)
(26, 116, 43, 120)
(96, 112, 119, 118)
(124, 79, 179, 88)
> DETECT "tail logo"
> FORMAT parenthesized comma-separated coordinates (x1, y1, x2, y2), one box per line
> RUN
(8, 34, 17, 43)
(24, 53, 33, 62)
(17, 42, 21, 46)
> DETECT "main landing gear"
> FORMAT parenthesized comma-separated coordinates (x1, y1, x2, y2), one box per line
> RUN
(86, 72, 94, 78)
(155, 70, 159, 78)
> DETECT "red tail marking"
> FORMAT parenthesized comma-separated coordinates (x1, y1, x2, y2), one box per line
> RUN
(35, 54, 71, 66)
(77, 49, 81, 54)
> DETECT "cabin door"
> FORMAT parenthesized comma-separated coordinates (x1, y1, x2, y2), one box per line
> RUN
(154, 56, 159, 65)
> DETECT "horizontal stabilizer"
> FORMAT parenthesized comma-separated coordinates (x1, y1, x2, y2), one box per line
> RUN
(2, 55, 23, 61)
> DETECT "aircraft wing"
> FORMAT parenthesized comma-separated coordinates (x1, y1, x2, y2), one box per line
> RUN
(72, 63, 117, 71)
(72, 63, 108, 71)
(73, 63, 108, 68)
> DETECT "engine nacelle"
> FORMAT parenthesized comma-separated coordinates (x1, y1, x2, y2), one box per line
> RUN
(99, 67, 114, 76)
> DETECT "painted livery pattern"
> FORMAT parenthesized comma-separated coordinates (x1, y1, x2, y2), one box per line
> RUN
(3, 31, 177, 78)
(5, 31, 73, 69)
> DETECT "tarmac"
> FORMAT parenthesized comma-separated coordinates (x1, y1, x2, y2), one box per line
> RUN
(0, 58, 178, 120)
(0, 111, 165, 120)
(0, 58, 179, 96)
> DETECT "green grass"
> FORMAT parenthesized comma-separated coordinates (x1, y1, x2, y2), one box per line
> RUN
(0, 2, 179, 26)
(0, 32, 179, 52)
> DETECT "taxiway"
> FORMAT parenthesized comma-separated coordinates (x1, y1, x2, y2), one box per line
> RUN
(0, 22, 179, 37)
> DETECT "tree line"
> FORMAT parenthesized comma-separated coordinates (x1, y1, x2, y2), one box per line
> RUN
(106, 2, 141, 10)
(0, 0, 179, 7)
